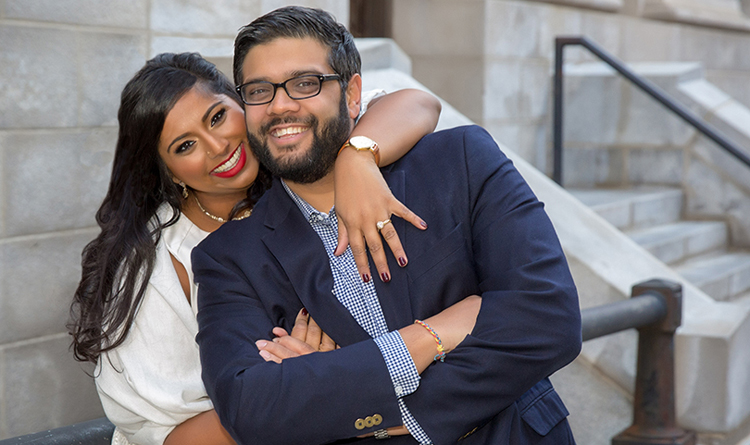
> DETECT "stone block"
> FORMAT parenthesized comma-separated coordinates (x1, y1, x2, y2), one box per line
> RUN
(484, 61, 522, 121)
(0, 229, 98, 345)
(537, 6, 584, 59)
(0, 26, 78, 129)
(530, 0, 623, 12)
(411, 55, 484, 124)
(0, 335, 103, 439)
(627, 147, 684, 185)
(4, 0, 147, 28)
(150, 0, 261, 36)
(485, 0, 546, 58)
(564, 146, 627, 187)
(642, 0, 750, 31)
(552, 357, 632, 445)
(519, 62, 552, 119)
(356, 38, 412, 75)
(0, 128, 115, 237)
(260, 0, 348, 22)
(150, 36, 235, 59)
(562, 64, 622, 146)
(679, 25, 750, 70)
(78, 32, 147, 127)
(580, 10, 623, 54)
(392, 0, 484, 56)
(706, 70, 750, 110)
(619, 17, 682, 61)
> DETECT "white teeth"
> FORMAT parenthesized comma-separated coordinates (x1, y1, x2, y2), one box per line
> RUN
(212, 146, 241, 173)
(272, 126, 306, 138)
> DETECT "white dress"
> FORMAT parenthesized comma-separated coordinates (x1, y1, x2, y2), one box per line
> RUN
(96, 90, 385, 445)
(96, 206, 211, 445)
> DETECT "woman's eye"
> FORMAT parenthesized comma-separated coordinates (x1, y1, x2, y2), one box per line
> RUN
(175, 140, 195, 154)
(210, 108, 226, 127)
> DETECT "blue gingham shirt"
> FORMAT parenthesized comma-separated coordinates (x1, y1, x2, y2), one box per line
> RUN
(282, 180, 432, 444)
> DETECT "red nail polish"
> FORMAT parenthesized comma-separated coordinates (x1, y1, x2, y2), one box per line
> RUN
(362, 273, 371, 283)
(381, 272, 391, 283)
(398, 257, 407, 267)
(301, 308, 308, 316)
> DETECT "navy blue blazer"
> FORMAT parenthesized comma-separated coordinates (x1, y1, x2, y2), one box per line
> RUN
(193, 125, 582, 445)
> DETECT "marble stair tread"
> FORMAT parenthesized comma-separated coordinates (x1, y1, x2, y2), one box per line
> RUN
(627, 220, 728, 264)
(676, 251, 750, 301)
(569, 187, 683, 230)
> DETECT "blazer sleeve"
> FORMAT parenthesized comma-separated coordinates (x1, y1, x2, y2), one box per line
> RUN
(402, 126, 582, 443)
(192, 240, 403, 445)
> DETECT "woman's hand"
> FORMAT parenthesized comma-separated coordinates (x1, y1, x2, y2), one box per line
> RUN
(257, 308, 338, 363)
(334, 148, 427, 283)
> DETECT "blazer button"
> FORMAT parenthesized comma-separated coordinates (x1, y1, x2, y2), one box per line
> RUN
(373, 414, 383, 426)
(355, 418, 365, 430)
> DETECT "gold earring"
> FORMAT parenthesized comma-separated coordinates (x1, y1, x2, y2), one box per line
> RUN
(179, 181, 188, 199)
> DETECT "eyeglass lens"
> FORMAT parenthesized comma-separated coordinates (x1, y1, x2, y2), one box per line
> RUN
(241, 75, 323, 105)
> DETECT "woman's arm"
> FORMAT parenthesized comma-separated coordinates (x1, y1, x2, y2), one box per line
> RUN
(334, 89, 441, 282)
(164, 410, 235, 445)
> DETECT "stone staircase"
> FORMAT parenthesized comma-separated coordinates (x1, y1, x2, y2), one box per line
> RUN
(571, 186, 750, 305)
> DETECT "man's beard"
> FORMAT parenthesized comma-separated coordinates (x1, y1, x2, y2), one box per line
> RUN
(247, 94, 351, 184)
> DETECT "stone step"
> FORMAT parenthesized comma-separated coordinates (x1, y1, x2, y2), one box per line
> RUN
(570, 187, 683, 231)
(627, 220, 728, 264)
(676, 252, 750, 302)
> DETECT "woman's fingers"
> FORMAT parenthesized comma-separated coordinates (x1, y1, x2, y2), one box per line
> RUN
(290, 308, 309, 341)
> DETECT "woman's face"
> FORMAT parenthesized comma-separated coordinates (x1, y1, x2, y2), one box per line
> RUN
(158, 85, 259, 202)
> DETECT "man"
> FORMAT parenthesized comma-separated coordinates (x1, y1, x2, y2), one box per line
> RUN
(192, 6, 581, 444)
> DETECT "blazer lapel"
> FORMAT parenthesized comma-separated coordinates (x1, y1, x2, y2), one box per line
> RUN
(261, 182, 370, 345)
(373, 169, 414, 331)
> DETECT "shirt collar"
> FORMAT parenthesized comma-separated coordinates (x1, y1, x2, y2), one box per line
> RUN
(281, 179, 335, 225)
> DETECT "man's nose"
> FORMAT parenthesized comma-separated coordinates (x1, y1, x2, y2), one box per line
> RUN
(268, 85, 301, 115)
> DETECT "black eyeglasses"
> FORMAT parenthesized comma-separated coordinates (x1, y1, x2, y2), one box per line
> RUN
(236, 74, 341, 106)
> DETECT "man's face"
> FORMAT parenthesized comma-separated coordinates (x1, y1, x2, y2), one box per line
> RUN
(240, 37, 361, 183)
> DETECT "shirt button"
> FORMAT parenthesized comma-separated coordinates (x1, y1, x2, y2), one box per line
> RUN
(395, 385, 403, 396)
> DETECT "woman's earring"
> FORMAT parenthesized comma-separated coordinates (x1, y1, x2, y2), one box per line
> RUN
(179, 181, 188, 199)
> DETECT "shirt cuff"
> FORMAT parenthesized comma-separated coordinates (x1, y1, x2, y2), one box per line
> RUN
(373, 330, 420, 398)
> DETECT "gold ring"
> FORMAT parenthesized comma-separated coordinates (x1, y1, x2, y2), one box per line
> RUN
(376, 219, 391, 231)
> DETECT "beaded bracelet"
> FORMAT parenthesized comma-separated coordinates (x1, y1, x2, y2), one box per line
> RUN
(414, 319, 446, 362)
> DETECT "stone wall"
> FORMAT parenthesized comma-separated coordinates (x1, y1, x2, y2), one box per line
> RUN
(392, 0, 750, 175)
(0, 0, 346, 438)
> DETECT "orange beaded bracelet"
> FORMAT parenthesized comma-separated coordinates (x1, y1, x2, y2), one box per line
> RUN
(414, 319, 446, 362)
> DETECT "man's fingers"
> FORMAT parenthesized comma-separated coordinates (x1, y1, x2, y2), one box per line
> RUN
(290, 308, 309, 341)
(305, 317, 324, 349)
(320, 332, 337, 352)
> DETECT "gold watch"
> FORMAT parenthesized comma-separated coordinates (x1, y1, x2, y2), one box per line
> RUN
(338, 136, 380, 165)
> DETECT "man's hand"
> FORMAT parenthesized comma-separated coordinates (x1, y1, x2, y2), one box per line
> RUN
(256, 308, 337, 363)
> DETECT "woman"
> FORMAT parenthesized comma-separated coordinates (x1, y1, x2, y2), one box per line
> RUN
(68, 52, 442, 444)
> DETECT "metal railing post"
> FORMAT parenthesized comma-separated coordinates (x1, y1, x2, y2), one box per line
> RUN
(612, 279, 696, 445)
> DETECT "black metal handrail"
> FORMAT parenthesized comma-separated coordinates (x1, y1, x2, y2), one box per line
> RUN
(552, 35, 750, 186)
(0, 279, 694, 445)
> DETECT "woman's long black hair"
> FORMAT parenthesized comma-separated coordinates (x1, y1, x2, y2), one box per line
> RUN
(69, 53, 272, 363)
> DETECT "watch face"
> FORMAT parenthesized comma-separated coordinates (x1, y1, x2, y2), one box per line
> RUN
(349, 135, 374, 148)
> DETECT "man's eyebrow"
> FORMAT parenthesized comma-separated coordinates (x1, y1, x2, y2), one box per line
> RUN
(242, 69, 327, 84)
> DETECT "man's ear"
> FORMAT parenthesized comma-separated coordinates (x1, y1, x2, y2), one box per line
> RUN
(345, 73, 363, 120)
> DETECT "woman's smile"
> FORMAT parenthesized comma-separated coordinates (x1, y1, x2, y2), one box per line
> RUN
(212, 143, 247, 177)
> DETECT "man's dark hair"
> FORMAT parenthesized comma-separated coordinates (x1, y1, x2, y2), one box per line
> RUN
(233, 6, 361, 87)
